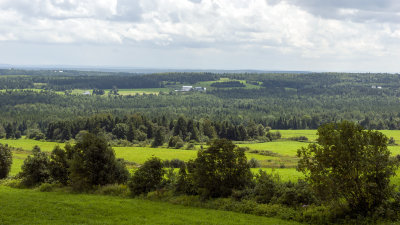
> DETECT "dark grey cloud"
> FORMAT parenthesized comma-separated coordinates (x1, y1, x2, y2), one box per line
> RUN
(287, 0, 400, 23)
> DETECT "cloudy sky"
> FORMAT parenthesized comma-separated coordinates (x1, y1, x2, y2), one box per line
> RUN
(0, 0, 399, 72)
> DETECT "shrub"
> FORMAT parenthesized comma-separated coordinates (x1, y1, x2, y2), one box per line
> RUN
(248, 158, 260, 168)
(253, 170, 279, 204)
(19, 146, 50, 187)
(49, 146, 69, 185)
(168, 136, 184, 149)
(163, 159, 185, 168)
(275, 180, 318, 207)
(191, 139, 252, 198)
(266, 131, 281, 141)
(26, 128, 46, 140)
(68, 133, 129, 191)
(288, 136, 308, 142)
(128, 157, 164, 196)
(0, 144, 12, 179)
(175, 164, 197, 195)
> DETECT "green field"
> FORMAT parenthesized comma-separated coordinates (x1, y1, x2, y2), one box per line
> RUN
(3, 129, 400, 178)
(196, 78, 262, 90)
(0, 186, 302, 225)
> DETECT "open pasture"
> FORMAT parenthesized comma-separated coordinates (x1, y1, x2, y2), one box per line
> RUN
(0, 138, 66, 152)
(237, 140, 308, 157)
(3, 129, 400, 179)
(0, 186, 302, 225)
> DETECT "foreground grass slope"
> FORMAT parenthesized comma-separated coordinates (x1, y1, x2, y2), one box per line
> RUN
(0, 186, 302, 225)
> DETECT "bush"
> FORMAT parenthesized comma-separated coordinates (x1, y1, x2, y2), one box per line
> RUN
(288, 136, 308, 142)
(19, 146, 50, 187)
(175, 164, 197, 195)
(26, 129, 45, 140)
(68, 133, 129, 191)
(248, 158, 260, 168)
(0, 144, 12, 179)
(253, 170, 279, 204)
(128, 157, 164, 196)
(191, 139, 252, 198)
(168, 136, 184, 149)
(49, 146, 69, 185)
(163, 159, 185, 168)
(266, 131, 281, 141)
(275, 180, 318, 207)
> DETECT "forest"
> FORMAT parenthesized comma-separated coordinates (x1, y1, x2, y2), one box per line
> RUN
(0, 70, 400, 145)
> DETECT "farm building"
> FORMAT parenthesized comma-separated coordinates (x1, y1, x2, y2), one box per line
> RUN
(175, 86, 206, 92)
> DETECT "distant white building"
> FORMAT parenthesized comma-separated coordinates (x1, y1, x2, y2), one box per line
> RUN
(182, 86, 193, 91)
(82, 91, 91, 95)
(175, 86, 206, 92)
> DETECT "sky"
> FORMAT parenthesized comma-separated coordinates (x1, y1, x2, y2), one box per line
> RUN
(0, 0, 399, 72)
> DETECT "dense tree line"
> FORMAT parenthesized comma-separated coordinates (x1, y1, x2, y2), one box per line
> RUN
(1, 71, 400, 137)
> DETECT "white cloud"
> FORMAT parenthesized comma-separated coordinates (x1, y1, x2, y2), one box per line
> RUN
(0, 0, 399, 71)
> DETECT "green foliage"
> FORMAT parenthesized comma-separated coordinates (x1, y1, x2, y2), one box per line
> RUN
(248, 158, 260, 168)
(297, 121, 398, 214)
(175, 165, 197, 195)
(151, 127, 165, 147)
(19, 146, 50, 186)
(68, 133, 129, 190)
(253, 170, 279, 204)
(128, 157, 164, 196)
(49, 146, 69, 185)
(168, 136, 184, 149)
(191, 139, 252, 198)
(26, 128, 45, 140)
(0, 144, 12, 179)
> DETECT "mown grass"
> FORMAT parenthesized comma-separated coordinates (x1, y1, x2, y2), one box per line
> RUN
(0, 186, 303, 225)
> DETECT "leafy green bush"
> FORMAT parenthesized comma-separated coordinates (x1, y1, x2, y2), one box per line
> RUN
(253, 170, 279, 204)
(163, 159, 185, 168)
(49, 146, 69, 185)
(191, 139, 252, 198)
(19, 146, 50, 187)
(288, 136, 308, 142)
(128, 157, 164, 196)
(168, 136, 184, 149)
(0, 143, 12, 179)
(68, 133, 129, 191)
(248, 158, 260, 168)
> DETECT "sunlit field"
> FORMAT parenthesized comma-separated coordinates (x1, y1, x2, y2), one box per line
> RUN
(3, 129, 400, 180)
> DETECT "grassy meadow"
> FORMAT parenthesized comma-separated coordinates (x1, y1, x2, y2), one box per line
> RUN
(0, 186, 302, 225)
(3, 129, 400, 181)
